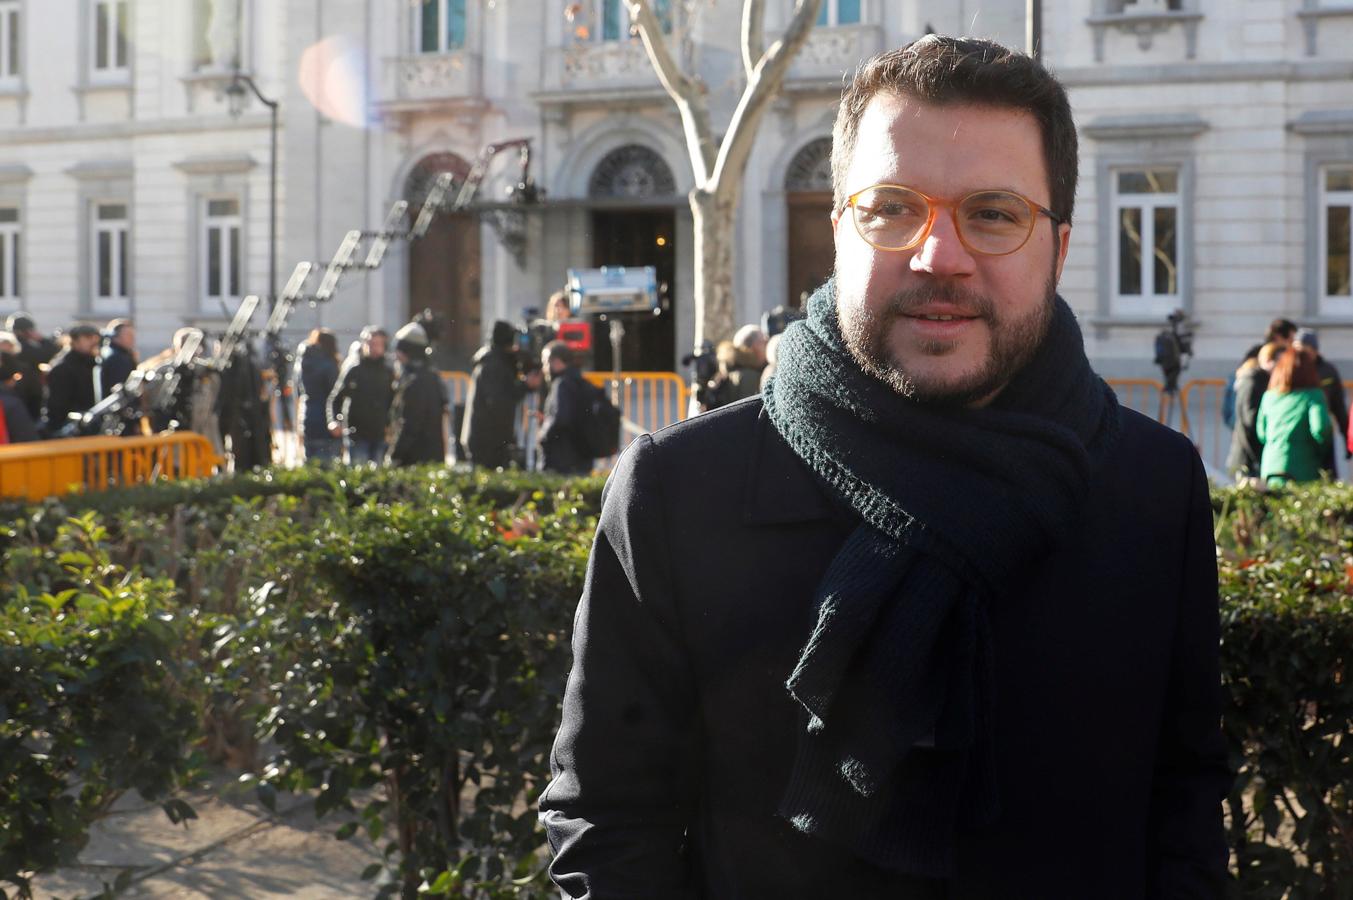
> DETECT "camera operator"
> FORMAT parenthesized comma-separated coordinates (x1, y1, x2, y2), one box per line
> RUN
(460, 320, 542, 469)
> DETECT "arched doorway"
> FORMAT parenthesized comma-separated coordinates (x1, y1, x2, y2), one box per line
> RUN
(785, 138, 835, 308)
(588, 144, 678, 372)
(405, 152, 480, 370)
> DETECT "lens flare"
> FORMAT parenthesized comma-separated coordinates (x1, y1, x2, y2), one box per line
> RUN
(297, 35, 373, 129)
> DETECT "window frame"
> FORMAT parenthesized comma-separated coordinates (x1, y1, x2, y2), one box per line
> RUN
(192, 0, 251, 72)
(0, 1, 20, 85)
(89, 0, 130, 82)
(0, 207, 19, 304)
(414, 0, 469, 54)
(815, 0, 863, 27)
(90, 200, 130, 313)
(199, 195, 242, 313)
(1319, 164, 1353, 313)
(571, 0, 672, 42)
(1110, 167, 1184, 315)
(1094, 153, 1196, 323)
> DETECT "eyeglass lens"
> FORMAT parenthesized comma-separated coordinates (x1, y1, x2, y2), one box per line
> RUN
(853, 186, 1036, 254)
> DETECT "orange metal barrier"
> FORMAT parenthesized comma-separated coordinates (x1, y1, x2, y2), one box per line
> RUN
(583, 371, 691, 467)
(0, 432, 223, 502)
(1104, 379, 1165, 423)
(1179, 379, 1228, 474)
(440, 371, 473, 409)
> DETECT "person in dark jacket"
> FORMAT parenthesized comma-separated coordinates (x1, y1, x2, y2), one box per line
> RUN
(42, 324, 102, 437)
(387, 321, 447, 466)
(0, 330, 42, 423)
(7, 312, 59, 369)
(541, 36, 1228, 897)
(538, 341, 591, 475)
(99, 319, 140, 436)
(1225, 342, 1281, 480)
(216, 341, 271, 470)
(0, 350, 39, 443)
(460, 320, 540, 468)
(327, 326, 395, 466)
(99, 319, 137, 395)
(1292, 328, 1349, 475)
(295, 328, 342, 463)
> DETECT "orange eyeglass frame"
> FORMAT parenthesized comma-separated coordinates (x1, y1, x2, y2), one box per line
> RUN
(842, 183, 1064, 257)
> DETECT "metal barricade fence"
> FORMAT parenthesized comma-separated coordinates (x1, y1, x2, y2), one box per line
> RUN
(1179, 379, 1229, 475)
(1105, 379, 1164, 424)
(0, 433, 223, 502)
(583, 372, 691, 470)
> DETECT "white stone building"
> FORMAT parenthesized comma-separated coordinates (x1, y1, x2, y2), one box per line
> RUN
(0, 0, 1350, 384)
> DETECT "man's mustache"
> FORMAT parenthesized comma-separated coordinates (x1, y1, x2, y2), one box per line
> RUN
(879, 285, 996, 320)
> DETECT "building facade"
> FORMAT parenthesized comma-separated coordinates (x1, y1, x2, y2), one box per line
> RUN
(0, 1, 1349, 384)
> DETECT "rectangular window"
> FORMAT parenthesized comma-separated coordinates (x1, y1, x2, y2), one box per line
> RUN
(92, 202, 129, 309)
(1113, 168, 1181, 305)
(92, 0, 129, 76)
(0, 207, 19, 302)
(0, 2, 19, 82)
(1324, 165, 1353, 301)
(417, 0, 467, 53)
(817, 0, 862, 26)
(1108, 0, 1183, 10)
(193, 0, 243, 70)
(202, 197, 241, 309)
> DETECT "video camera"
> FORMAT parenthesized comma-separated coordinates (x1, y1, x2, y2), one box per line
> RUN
(681, 340, 722, 409)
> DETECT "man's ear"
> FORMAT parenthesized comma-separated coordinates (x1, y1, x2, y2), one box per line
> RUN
(1054, 223, 1072, 283)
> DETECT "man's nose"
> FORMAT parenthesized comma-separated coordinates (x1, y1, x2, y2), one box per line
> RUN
(909, 209, 977, 277)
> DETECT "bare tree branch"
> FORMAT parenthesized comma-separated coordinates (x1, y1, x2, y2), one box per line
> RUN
(624, 0, 717, 183)
(740, 0, 765, 82)
(711, 0, 824, 190)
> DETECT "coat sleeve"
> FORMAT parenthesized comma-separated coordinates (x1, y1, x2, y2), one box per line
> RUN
(1309, 396, 1332, 448)
(327, 358, 357, 427)
(1146, 446, 1231, 897)
(1255, 402, 1268, 445)
(540, 435, 699, 899)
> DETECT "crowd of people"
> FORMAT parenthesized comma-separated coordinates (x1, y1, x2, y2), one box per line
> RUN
(1225, 318, 1349, 487)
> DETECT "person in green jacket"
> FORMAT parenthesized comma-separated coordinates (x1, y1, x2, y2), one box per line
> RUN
(1257, 344, 1332, 487)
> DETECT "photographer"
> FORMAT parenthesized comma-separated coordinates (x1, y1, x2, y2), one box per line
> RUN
(460, 321, 541, 469)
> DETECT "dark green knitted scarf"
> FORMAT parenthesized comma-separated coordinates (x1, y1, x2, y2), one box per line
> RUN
(763, 278, 1121, 877)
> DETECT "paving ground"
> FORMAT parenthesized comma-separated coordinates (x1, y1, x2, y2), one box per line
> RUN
(31, 777, 385, 900)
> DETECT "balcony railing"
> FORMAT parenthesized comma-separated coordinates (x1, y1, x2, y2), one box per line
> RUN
(381, 51, 483, 108)
(787, 24, 885, 83)
(544, 40, 662, 93)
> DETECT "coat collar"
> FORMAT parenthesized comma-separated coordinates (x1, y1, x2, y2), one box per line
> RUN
(743, 403, 836, 526)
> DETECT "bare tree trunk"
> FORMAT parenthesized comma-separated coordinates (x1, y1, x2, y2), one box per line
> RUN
(690, 187, 738, 347)
(626, 0, 824, 354)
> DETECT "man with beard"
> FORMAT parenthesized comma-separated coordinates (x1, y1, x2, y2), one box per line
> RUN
(540, 36, 1228, 897)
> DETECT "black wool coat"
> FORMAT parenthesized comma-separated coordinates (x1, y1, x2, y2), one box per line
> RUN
(461, 346, 528, 469)
(388, 363, 446, 466)
(540, 398, 1230, 899)
(327, 354, 395, 444)
(43, 350, 99, 436)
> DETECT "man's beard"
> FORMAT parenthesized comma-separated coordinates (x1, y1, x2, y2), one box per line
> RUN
(839, 276, 1057, 408)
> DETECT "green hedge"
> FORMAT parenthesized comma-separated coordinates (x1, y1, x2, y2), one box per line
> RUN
(1, 468, 1350, 898)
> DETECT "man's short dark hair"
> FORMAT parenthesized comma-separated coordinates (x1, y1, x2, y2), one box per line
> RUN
(6, 313, 34, 334)
(830, 35, 1079, 225)
(543, 340, 572, 368)
(68, 324, 100, 340)
(1266, 318, 1298, 342)
(105, 318, 133, 339)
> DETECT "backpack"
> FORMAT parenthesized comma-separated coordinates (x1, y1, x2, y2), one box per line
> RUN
(580, 380, 621, 459)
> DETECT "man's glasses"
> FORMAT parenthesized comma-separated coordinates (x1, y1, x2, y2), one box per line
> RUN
(842, 184, 1063, 257)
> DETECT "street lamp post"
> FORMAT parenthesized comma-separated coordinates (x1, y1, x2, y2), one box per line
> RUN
(224, 70, 278, 311)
